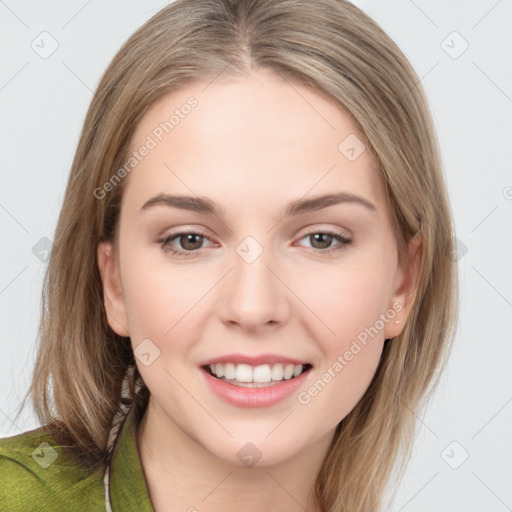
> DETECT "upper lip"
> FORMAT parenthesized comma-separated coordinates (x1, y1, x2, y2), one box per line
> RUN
(200, 353, 312, 367)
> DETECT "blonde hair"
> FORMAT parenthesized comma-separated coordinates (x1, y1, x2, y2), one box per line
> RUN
(15, 1, 458, 510)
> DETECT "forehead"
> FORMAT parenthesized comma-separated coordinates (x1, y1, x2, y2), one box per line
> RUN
(122, 69, 383, 215)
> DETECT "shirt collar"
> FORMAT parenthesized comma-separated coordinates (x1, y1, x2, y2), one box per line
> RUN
(110, 404, 155, 511)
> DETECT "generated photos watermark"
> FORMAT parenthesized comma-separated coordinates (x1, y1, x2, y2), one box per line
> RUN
(297, 301, 403, 405)
(93, 96, 198, 200)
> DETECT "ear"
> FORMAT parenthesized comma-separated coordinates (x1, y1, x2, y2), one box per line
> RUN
(97, 241, 130, 337)
(383, 232, 422, 340)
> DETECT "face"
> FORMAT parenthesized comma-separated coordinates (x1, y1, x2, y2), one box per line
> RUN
(98, 68, 420, 467)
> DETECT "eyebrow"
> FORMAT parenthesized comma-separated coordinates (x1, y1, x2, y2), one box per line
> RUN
(139, 192, 377, 219)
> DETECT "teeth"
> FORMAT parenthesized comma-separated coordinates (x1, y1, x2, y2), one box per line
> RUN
(224, 362, 236, 379)
(293, 365, 303, 377)
(215, 363, 224, 378)
(253, 364, 272, 383)
(283, 364, 294, 379)
(271, 364, 283, 381)
(208, 362, 307, 383)
(236, 364, 253, 383)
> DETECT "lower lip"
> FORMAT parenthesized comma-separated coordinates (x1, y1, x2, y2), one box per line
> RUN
(201, 367, 311, 408)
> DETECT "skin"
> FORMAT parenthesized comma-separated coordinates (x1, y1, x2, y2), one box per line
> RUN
(97, 68, 421, 512)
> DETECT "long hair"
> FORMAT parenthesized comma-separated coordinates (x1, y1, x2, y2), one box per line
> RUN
(15, 1, 458, 510)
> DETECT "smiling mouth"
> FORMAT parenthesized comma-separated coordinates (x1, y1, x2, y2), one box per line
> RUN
(202, 363, 313, 388)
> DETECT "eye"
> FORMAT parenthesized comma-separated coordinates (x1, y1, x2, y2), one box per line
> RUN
(296, 230, 352, 255)
(157, 230, 212, 257)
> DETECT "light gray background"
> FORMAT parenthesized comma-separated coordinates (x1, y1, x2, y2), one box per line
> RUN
(1, 1, 511, 511)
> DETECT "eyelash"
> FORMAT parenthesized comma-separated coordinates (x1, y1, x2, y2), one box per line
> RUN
(157, 229, 352, 258)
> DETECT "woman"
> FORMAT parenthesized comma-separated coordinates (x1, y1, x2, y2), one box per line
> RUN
(1, 1, 458, 511)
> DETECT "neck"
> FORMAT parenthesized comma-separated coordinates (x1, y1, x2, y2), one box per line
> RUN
(136, 398, 331, 512)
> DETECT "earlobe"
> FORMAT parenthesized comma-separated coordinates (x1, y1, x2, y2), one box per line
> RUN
(384, 232, 422, 340)
(97, 241, 130, 337)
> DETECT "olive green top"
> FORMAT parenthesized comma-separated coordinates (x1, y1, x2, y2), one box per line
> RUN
(0, 405, 155, 511)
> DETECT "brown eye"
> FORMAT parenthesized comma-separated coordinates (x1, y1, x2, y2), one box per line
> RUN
(309, 233, 334, 250)
(177, 233, 204, 251)
(297, 230, 352, 255)
(158, 230, 212, 256)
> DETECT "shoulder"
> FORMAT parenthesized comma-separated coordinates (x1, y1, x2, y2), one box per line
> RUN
(0, 425, 105, 511)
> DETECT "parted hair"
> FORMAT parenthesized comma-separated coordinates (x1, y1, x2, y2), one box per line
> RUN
(15, 1, 458, 510)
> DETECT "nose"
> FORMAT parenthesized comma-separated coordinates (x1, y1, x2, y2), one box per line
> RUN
(217, 240, 290, 332)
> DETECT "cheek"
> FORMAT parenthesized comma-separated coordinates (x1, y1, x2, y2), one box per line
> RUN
(120, 249, 210, 403)
(120, 246, 206, 345)
(294, 262, 391, 415)
(298, 260, 392, 345)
